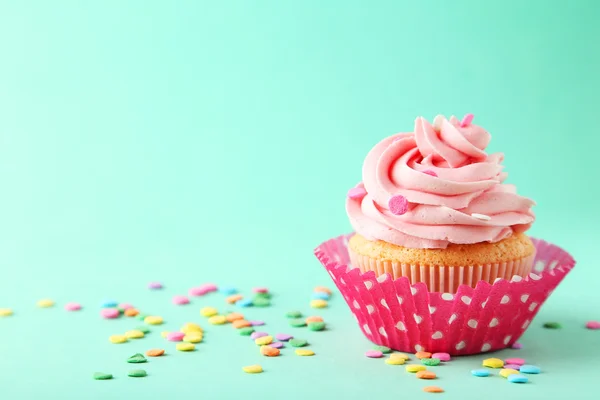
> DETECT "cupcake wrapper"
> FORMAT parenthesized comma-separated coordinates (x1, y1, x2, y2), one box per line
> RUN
(349, 248, 535, 293)
(314, 234, 575, 355)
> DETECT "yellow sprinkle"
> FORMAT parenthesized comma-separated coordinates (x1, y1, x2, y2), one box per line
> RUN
(180, 322, 203, 334)
(385, 357, 406, 365)
(176, 342, 195, 352)
(310, 299, 328, 309)
(242, 364, 263, 374)
(208, 315, 227, 325)
(500, 368, 520, 378)
(0, 308, 13, 317)
(390, 353, 410, 361)
(183, 333, 203, 343)
(109, 334, 128, 344)
(125, 330, 145, 339)
(161, 331, 170, 338)
(200, 307, 218, 317)
(255, 335, 273, 346)
(295, 349, 315, 356)
(144, 315, 163, 325)
(405, 364, 427, 373)
(37, 299, 54, 308)
(483, 358, 504, 368)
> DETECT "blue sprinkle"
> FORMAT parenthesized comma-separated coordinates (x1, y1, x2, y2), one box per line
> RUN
(508, 374, 529, 383)
(101, 300, 118, 308)
(236, 298, 254, 308)
(519, 365, 541, 374)
(219, 286, 238, 295)
(471, 369, 491, 377)
(311, 292, 330, 300)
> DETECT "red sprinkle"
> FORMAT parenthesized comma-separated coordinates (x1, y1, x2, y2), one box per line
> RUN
(253, 287, 269, 293)
(422, 170, 437, 177)
(347, 187, 367, 200)
(388, 195, 408, 215)
(586, 321, 600, 330)
(460, 113, 474, 127)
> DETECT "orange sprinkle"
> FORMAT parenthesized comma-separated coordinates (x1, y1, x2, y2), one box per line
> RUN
(416, 370, 437, 379)
(313, 286, 331, 295)
(145, 349, 165, 357)
(226, 312, 245, 322)
(415, 351, 432, 359)
(124, 308, 140, 317)
(260, 345, 280, 357)
(305, 316, 324, 324)
(232, 319, 252, 329)
(226, 294, 243, 304)
(423, 386, 444, 393)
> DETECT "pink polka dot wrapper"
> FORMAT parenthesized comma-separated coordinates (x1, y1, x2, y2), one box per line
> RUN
(314, 234, 575, 355)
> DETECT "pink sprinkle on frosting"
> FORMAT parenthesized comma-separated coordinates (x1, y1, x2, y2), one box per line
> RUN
(388, 195, 408, 215)
(460, 113, 474, 127)
(348, 187, 367, 200)
(422, 170, 437, 177)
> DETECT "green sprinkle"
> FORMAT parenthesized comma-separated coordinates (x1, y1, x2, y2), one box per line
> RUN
(252, 297, 270, 307)
(543, 322, 561, 329)
(308, 321, 326, 331)
(137, 314, 147, 321)
(254, 292, 272, 300)
(421, 358, 441, 366)
(127, 353, 147, 364)
(136, 326, 151, 334)
(117, 307, 125, 315)
(128, 369, 147, 378)
(289, 338, 308, 347)
(289, 318, 307, 328)
(93, 372, 113, 380)
(239, 327, 255, 336)
(286, 311, 302, 318)
(373, 345, 392, 354)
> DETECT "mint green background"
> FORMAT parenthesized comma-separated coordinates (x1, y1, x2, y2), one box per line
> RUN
(0, 1, 598, 399)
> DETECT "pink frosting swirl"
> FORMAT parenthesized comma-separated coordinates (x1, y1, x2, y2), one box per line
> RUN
(346, 115, 535, 249)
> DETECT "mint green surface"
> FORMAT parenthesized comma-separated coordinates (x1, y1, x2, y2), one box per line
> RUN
(0, 1, 598, 399)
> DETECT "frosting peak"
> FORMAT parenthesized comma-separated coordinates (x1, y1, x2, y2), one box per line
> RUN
(347, 115, 535, 249)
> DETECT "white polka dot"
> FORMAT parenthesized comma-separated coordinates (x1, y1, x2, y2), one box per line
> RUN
(441, 293, 454, 301)
(363, 324, 372, 335)
(414, 314, 423, 324)
(511, 275, 523, 282)
(468, 319, 478, 328)
(396, 321, 406, 331)
(489, 318, 499, 328)
(455, 341, 466, 350)
(534, 261, 545, 272)
(481, 300, 488, 308)
(500, 295, 510, 304)
(461, 296, 472, 305)
(364, 281, 373, 290)
(428, 306, 436, 314)
(353, 300, 360, 309)
(520, 294, 529, 303)
(397, 295, 403, 305)
(529, 273, 542, 281)
(377, 274, 388, 283)
(449, 314, 457, 324)
(431, 331, 443, 340)
(503, 335, 512, 345)
(410, 286, 418, 295)
(340, 278, 346, 285)
(367, 305, 375, 314)
(522, 320, 530, 329)
(378, 326, 388, 337)
(481, 343, 491, 352)
(380, 299, 389, 309)
(529, 302, 538, 312)
(328, 271, 336, 280)
(353, 314, 359, 323)
(415, 344, 424, 352)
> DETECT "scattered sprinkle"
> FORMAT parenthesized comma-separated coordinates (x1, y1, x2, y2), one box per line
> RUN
(124, 308, 139, 317)
(136, 326, 151, 334)
(483, 358, 504, 368)
(200, 307, 218, 317)
(471, 213, 491, 221)
(586, 321, 600, 330)
(125, 330, 145, 339)
(295, 349, 315, 356)
(236, 298, 254, 308)
(416, 370, 437, 379)
(391, 353, 410, 361)
(127, 353, 147, 364)
(254, 336, 273, 346)
(232, 319, 252, 329)
(347, 187, 367, 200)
(500, 368, 520, 378)
(250, 320, 265, 326)
(290, 318, 307, 327)
(406, 364, 426, 373)
(242, 364, 263, 374)
(93, 372, 113, 380)
(172, 295, 190, 305)
(208, 315, 227, 325)
(147, 281, 163, 290)
(511, 342, 523, 349)
(100, 308, 120, 319)
(385, 356, 405, 365)
(251, 332, 269, 340)
(64, 302, 82, 311)
(109, 335, 127, 344)
(219, 286, 238, 295)
(431, 352, 450, 362)
(289, 338, 308, 347)
(310, 299, 328, 309)
(101, 300, 118, 308)
(415, 351, 432, 360)
(423, 386, 444, 393)
(373, 346, 392, 354)
(226, 312, 246, 322)
(311, 292, 330, 300)
(226, 294, 243, 304)
(286, 311, 302, 318)
(118, 303, 134, 310)
(252, 297, 270, 307)
(144, 315, 163, 325)
(460, 113, 474, 127)
(239, 327, 255, 336)
(305, 316, 324, 323)
(183, 333, 203, 343)
(313, 286, 331, 295)
(507, 374, 528, 383)
(166, 332, 185, 342)
(176, 343, 195, 352)
(504, 358, 525, 366)
(146, 349, 165, 357)
(471, 369, 491, 377)
(260, 345, 280, 357)
(128, 369, 147, 378)
(252, 287, 269, 293)
(365, 350, 384, 358)
(504, 364, 521, 370)
(275, 333, 293, 342)
(422, 358, 441, 366)
(180, 323, 203, 334)
(520, 365, 541, 374)
(269, 341, 284, 349)
(543, 322, 561, 329)
(161, 331, 169, 338)
(0, 308, 13, 317)
(308, 321, 326, 331)
(388, 194, 409, 215)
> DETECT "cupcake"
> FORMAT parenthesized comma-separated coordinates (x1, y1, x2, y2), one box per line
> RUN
(346, 114, 536, 293)
(315, 114, 575, 355)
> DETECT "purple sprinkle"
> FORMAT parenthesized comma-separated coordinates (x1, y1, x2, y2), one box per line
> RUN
(504, 364, 521, 370)
(269, 342, 284, 349)
(511, 342, 523, 349)
(250, 320, 265, 326)
(148, 281, 163, 289)
(275, 333, 293, 342)
(250, 331, 269, 340)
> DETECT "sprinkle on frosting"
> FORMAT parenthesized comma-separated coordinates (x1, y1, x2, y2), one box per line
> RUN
(471, 213, 492, 221)
(460, 113, 474, 127)
(422, 170, 437, 177)
(347, 187, 367, 200)
(388, 195, 409, 215)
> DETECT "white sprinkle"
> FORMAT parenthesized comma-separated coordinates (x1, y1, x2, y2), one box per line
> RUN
(471, 213, 491, 221)
(432, 115, 445, 131)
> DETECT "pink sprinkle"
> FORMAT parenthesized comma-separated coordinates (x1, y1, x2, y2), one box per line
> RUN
(388, 195, 408, 215)
(250, 331, 269, 340)
(253, 287, 269, 293)
(347, 187, 367, 200)
(100, 308, 119, 319)
(586, 321, 600, 330)
(365, 350, 383, 358)
(511, 342, 523, 349)
(460, 113, 474, 127)
(166, 331, 185, 342)
(189, 283, 218, 296)
(118, 303, 134, 310)
(172, 295, 190, 305)
(64, 302, 82, 312)
(504, 364, 521, 370)
(505, 358, 525, 366)
(269, 341, 284, 349)
(275, 333, 293, 341)
(432, 352, 451, 362)
(422, 170, 438, 177)
(250, 320, 265, 326)
(147, 281, 163, 290)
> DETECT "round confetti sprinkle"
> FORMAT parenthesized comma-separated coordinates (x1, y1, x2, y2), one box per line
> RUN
(136, 326, 151, 334)
(286, 311, 302, 318)
(101, 300, 118, 308)
(180, 322, 203, 334)
(242, 364, 263, 374)
(310, 299, 328, 309)
(431, 352, 450, 362)
(208, 315, 227, 325)
(290, 318, 307, 328)
(289, 338, 308, 347)
(421, 358, 441, 366)
(305, 316, 324, 323)
(391, 353, 410, 361)
(172, 295, 190, 305)
(311, 292, 330, 300)
(507, 374, 528, 383)
(471, 369, 491, 377)
(101, 308, 119, 319)
(505, 358, 525, 366)
(385, 357, 405, 365)
(109, 335, 127, 344)
(500, 368, 519, 378)
(124, 308, 139, 317)
(36, 299, 54, 308)
(167, 332, 185, 342)
(520, 365, 541, 374)
(423, 386, 444, 393)
(415, 351, 432, 359)
(482, 358, 504, 368)
(0, 308, 13, 317)
(226, 294, 243, 304)
(504, 364, 521, 370)
(137, 314, 147, 321)
(511, 342, 523, 349)
(254, 292, 272, 300)
(275, 333, 293, 342)
(239, 327, 255, 336)
(255, 336, 273, 346)
(127, 353, 147, 364)
(64, 302, 82, 311)
(250, 320, 265, 326)
(252, 297, 270, 307)
(147, 281, 163, 290)
(251, 332, 269, 340)
(220, 286, 238, 295)
(119, 303, 134, 310)
(128, 369, 147, 378)
(236, 298, 254, 308)
(93, 372, 113, 380)
(295, 349, 315, 356)
(183, 333, 203, 343)
(269, 341, 284, 349)
(416, 370, 436, 379)
(252, 287, 269, 293)
(226, 312, 245, 323)
(200, 307, 218, 317)
(347, 187, 367, 200)
(232, 319, 252, 329)
(260, 345, 280, 357)
(176, 343, 195, 352)
(308, 322, 326, 331)
(373, 345, 392, 354)
(405, 364, 426, 373)
(146, 349, 165, 357)
(586, 321, 600, 330)
(365, 350, 383, 358)
(144, 315, 164, 325)
(125, 330, 145, 339)
(313, 286, 332, 295)
(388, 194, 409, 215)
(543, 322, 561, 329)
